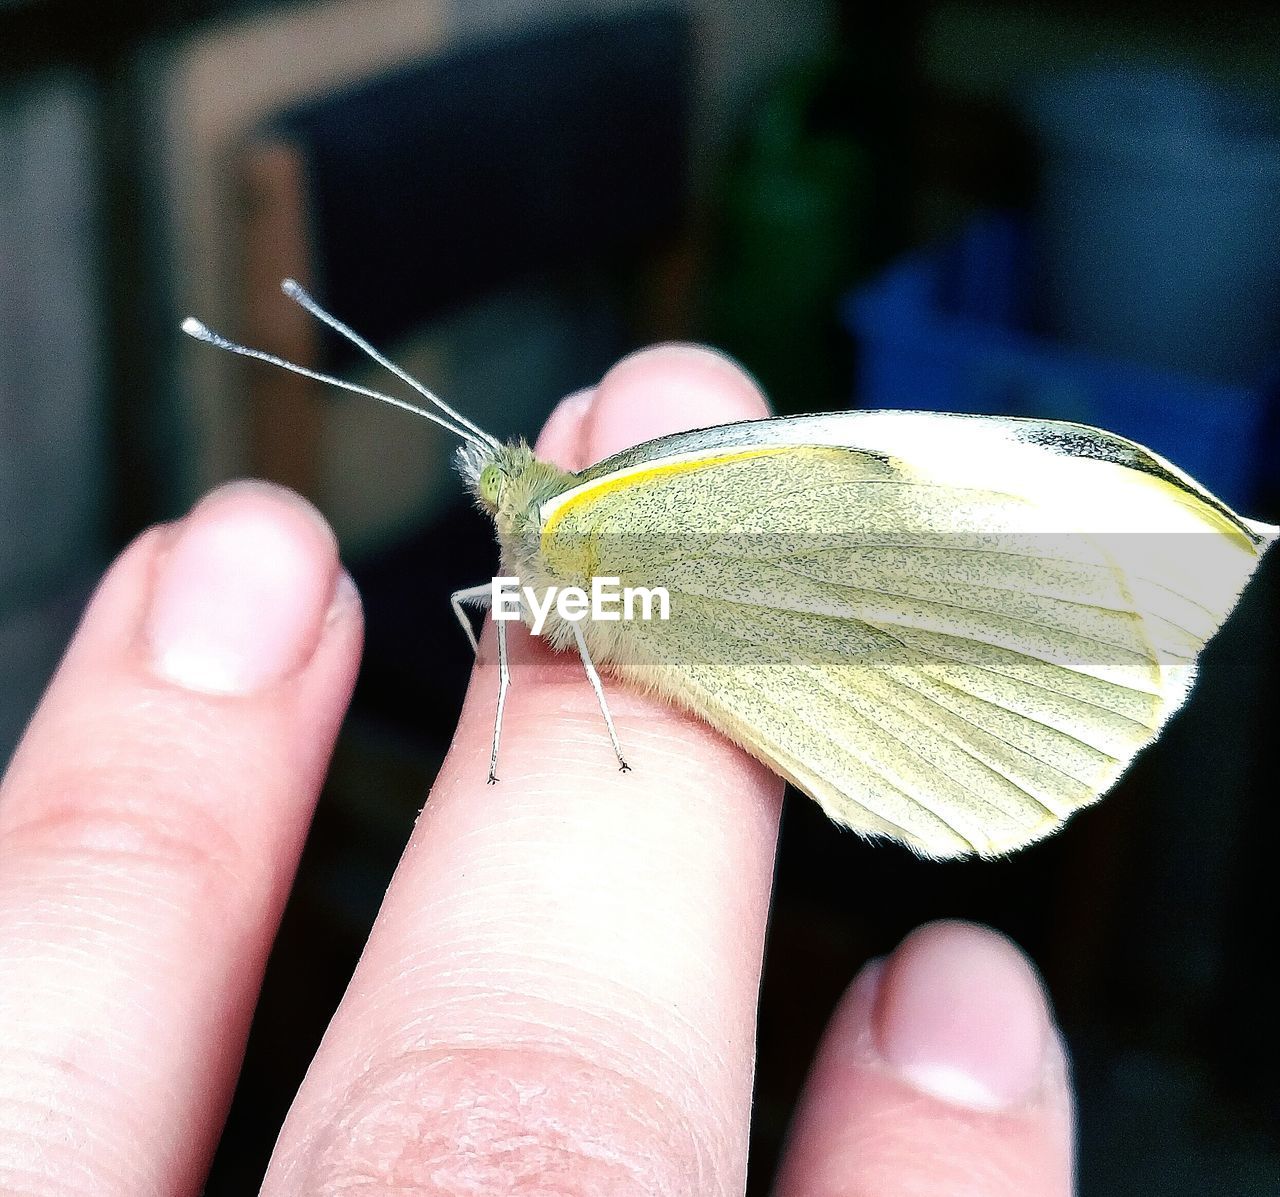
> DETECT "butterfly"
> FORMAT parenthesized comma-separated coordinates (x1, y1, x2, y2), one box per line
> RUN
(184, 281, 1276, 858)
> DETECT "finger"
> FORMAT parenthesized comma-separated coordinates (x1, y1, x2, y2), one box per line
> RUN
(0, 482, 362, 1197)
(773, 921, 1075, 1197)
(264, 345, 785, 1197)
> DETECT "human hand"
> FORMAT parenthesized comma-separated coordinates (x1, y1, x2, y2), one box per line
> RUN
(0, 346, 1074, 1195)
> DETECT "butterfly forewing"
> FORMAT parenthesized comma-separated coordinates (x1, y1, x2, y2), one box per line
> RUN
(539, 411, 1274, 858)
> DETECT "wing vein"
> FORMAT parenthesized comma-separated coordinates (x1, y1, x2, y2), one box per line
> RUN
(790, 656, 1050, 832)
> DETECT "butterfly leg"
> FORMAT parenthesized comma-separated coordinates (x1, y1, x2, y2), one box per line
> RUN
(450, 582, 492, 657)
(488, 615, 510, 784)
(570, 621, 631, 773)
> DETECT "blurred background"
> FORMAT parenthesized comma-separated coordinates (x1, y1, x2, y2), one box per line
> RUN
(3, 0, 1280, 1191)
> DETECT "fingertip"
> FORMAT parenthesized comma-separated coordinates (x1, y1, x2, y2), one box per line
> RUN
(533, 388, 596, 470)
(582, 343, 771, 463)
(873, 920, 1055, 1112)
(186, 479, 339, 565)
(775, 923, 1074, 1197)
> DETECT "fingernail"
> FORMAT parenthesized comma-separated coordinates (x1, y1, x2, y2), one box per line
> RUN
(873, 921, 1052, 1112)
(146, 481, 340, 695)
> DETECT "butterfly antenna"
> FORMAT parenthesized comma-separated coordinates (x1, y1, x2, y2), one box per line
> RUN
(281, 279, 501, 449)
(180, 317, 490, 450)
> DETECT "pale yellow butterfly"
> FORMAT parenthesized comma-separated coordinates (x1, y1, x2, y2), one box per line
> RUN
(184, 281, 1277, 859)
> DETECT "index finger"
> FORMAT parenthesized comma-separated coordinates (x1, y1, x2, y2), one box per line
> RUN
(263, 346, 784, 1196)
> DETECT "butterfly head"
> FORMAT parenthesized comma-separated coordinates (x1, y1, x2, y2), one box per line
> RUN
(457, 440, 528, 513)
(457, 440, 571, 535)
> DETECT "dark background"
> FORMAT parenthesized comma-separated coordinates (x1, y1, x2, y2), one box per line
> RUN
(3, 1, 1279, 1192)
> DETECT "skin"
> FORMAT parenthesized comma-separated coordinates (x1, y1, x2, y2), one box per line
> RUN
(0, 345, 1075, 1196)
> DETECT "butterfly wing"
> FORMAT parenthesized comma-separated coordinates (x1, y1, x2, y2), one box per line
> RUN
(537, 411, 1276, 858)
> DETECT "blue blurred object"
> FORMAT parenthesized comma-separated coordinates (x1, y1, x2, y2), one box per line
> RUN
(1021, 66, 1280, 387)
(845, 213, 1276, 509)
